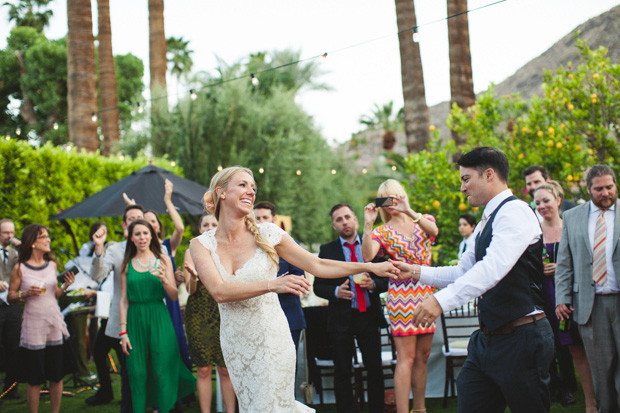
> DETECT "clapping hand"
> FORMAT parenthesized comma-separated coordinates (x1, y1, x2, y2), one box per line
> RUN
(92, 225, 107, 248)
(164, 179, 174, 202)
(174, 268, 184, 286)
(122, 193, 136, 206)
(337, 279, 353, 300)
(150, 259, 167, 284)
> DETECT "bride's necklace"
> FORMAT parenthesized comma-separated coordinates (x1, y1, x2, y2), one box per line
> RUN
(136, 256, 155, 269)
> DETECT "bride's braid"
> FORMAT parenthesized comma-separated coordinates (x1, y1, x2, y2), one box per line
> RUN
(204, 166, 279, 269)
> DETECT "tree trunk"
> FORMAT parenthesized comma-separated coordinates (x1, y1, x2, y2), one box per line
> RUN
(67, 0, 98, 152)
(447, 0, 475, 147)
(148, 0, 167, 113)
(97, 0, 120, 155)
(395, 0, 431, 153)
(14, 50, 38, 126)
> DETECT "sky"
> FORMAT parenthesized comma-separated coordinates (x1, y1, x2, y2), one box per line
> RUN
(1, 0, 620, 145)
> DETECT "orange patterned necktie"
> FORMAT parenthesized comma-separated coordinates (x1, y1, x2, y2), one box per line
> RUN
(593, 210, 608, 286)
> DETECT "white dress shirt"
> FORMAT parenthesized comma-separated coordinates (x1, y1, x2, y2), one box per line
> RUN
(458, 235, 476, 260)
(420, 189, 542, 312)
(588, 201, 620, 294)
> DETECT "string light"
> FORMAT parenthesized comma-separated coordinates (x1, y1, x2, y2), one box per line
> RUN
(217, 164, 223, 171)
(170, 161, 176, 166)
(320, 52, 328, 63)
(391, 165, 397, 171)
(137, 102, 143, 113)
(53, 121, 59, 130)
(259, 167, 264, 174)
(296, 169, 302, 175)
(190, 89, 197, 100)
(91, 112, 98, 122)
(15, 127, 21, 136)
(5, 133, 9, 140)
(331, 169, 337, 175)
(362, 168, 368, 174)
(250, 73, 259, 86)
(412, 27, 420, 43)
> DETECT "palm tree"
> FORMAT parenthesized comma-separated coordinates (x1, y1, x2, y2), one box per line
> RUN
(394, 0, 431, 153)
(166, 36, 193, 83)
(148, 0, 167, 114)
(447, 0, 475, 147)
(97, 0, 119, 155)
(359, 101, 403, 151)
(3, 0, 53, 32)
(67, 0, 98, 152)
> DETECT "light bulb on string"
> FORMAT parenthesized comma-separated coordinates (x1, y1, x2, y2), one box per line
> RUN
(331, 169, 337, 175)
(217, 164, 223, 172)
(52, 121, 59, 130)
(170, 161, 176, 167)
(137, 102, 143, 113)
(5, 133, 9, 141)
(412, 27, 420, 43)
(250, 73, 259, 86)
(259, 167, 264, 174)
(91, 112, 98, 122)
(15, 127, 21, 136)
(296, 169, 302, 176)
(391, 165, 397, 171)
(320, 53, 328, 63)
(190, 89, 197, 100)
(362, 168, 368, 174)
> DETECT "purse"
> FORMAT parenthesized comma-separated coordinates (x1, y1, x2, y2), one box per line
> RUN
(300, 329, 314, 405)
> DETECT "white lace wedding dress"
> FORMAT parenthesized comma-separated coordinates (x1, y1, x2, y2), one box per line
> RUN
(196, 222, 314, 413)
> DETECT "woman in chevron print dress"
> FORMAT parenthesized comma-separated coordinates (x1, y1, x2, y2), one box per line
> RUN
(362, 179, 438, 413)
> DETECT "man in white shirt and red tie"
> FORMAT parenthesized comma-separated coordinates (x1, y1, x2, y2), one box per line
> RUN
(555, 164, 620, 412)
(392, 147, 554, 412)
(314, 203, 388, 413)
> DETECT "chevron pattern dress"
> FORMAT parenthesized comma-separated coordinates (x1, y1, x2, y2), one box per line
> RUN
(372, 215, 436, 336)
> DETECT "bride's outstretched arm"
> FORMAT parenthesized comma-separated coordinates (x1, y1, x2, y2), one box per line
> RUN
(189, 239, 310, 303)
(276, 233, 399, 280)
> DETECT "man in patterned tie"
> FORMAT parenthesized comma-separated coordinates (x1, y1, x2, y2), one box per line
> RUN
(556, 164, 620, 412)
(314, 204, 388, 413)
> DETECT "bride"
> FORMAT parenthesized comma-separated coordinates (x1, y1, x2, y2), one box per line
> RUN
(189, 166, 398, 412)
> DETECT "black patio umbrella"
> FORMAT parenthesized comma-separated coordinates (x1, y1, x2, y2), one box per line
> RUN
(52, 165, 208, 220)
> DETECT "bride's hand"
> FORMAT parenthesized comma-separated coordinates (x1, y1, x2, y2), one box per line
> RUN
(370, 261, 399, 279)
(268, 274, 311, 296)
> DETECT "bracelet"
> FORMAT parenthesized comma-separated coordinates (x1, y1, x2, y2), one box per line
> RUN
(267, 280, 272, 292)
(411, 213, 422, 223)
(119, 332, 128, 337)
(120, 322, 127, 326)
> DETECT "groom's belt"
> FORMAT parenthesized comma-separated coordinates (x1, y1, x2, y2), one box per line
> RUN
(481, 313, 546, 335)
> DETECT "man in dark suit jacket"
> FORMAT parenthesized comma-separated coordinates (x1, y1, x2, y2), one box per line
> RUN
(254, 201, 306, 348)
(0, 219, 22, 400)
(314, 203, 387, 413)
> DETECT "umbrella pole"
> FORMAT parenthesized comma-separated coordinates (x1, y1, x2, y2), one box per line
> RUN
(59, 219, 80, 256)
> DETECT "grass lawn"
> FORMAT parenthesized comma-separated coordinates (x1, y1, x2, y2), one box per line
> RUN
(1, 361, 590, 412)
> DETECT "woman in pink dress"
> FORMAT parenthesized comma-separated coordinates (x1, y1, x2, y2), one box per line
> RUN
(362, 179, 438, 413)
(8, 224, 75, 413)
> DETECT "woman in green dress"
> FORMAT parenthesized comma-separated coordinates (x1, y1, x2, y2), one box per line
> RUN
(184, 213, 236, 412)
(119, 219, 196, 412)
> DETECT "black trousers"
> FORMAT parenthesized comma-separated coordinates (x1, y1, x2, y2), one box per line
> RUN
(0, 303, 21, 391)
(92, 319, 132, 412)
(457, 318, 554, 413)
(331, 311, 384, 413)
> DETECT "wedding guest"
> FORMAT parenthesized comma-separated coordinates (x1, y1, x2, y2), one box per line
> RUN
(8, 224, 75, 413)
(457, 214, 476, 260)
(362, 179, 438, 413)
(119, 219, 196, 412)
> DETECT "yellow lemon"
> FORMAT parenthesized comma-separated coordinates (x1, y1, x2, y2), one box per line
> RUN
(593, 73, 599, 79)
(458, 203, 467, 211)
(592, 98, 597, 104)
(591, 93, 597, 99)
(588, 148, 594, 155)
(547, 140, 554, 147)
(567, 175, 574, 182)
(548, 127, 555, 135)
(432, 200, 440, 209)
(556, 142, 563, 149)
(518, 153, 525, 159)
(561, 123, 567, 130)
(538, 131, 544, 137)
(429, 125, 436, 132)
(568, 74, 574, 79)
(575, 145, 582, 151)
(521, 127, 529, 133)
(568, 103, 574, 111)
(472, 207, 479, 212)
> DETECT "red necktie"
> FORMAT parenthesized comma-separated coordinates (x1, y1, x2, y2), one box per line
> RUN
(344, 242, 367, 312)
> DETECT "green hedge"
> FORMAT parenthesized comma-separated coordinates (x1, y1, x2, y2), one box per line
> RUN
(0, 140, 193, 268)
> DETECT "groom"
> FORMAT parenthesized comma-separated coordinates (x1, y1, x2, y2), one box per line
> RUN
(314, 203, 387, 413)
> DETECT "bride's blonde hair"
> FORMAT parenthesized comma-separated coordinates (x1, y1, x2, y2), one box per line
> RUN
(203, 166, 279, 268)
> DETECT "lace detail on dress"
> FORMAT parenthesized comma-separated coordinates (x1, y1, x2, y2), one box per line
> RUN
(194, 225, 312, 412)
